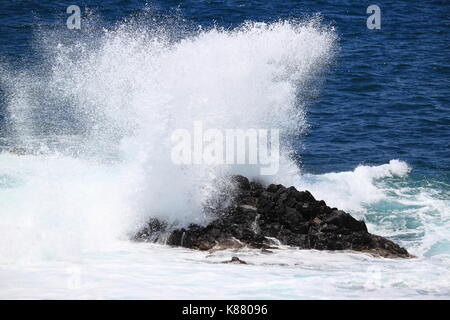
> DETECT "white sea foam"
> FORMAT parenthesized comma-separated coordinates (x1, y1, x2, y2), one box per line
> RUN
(297, 159, 412, 212)
(0, 243, 449, 299)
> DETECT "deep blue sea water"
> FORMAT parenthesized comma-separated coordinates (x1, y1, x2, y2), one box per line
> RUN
(0, 1, 449, 299)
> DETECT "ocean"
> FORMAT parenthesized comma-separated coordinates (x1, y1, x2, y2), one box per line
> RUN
(0, 0, 449, 299)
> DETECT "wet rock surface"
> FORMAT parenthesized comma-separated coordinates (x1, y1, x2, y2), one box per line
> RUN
(222, 256, 248, 264)
(134, 175, 412, 258)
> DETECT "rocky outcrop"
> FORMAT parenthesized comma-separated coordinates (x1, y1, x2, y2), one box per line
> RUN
(134, 175, 412, 258)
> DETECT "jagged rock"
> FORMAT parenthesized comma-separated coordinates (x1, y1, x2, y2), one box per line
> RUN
(222, 256, 247, 264)
(134, 175, 412, 258)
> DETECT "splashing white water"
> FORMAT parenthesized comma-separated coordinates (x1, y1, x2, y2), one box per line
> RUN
(298, 159, 412, 212)
(0, 18, 336, 263)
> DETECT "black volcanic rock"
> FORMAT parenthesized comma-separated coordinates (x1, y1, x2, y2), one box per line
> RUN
(222, 256, 248, 264)
(134, 175, 412, 258)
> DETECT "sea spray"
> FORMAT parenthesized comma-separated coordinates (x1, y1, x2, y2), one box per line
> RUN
(0, 17, 336, 262)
